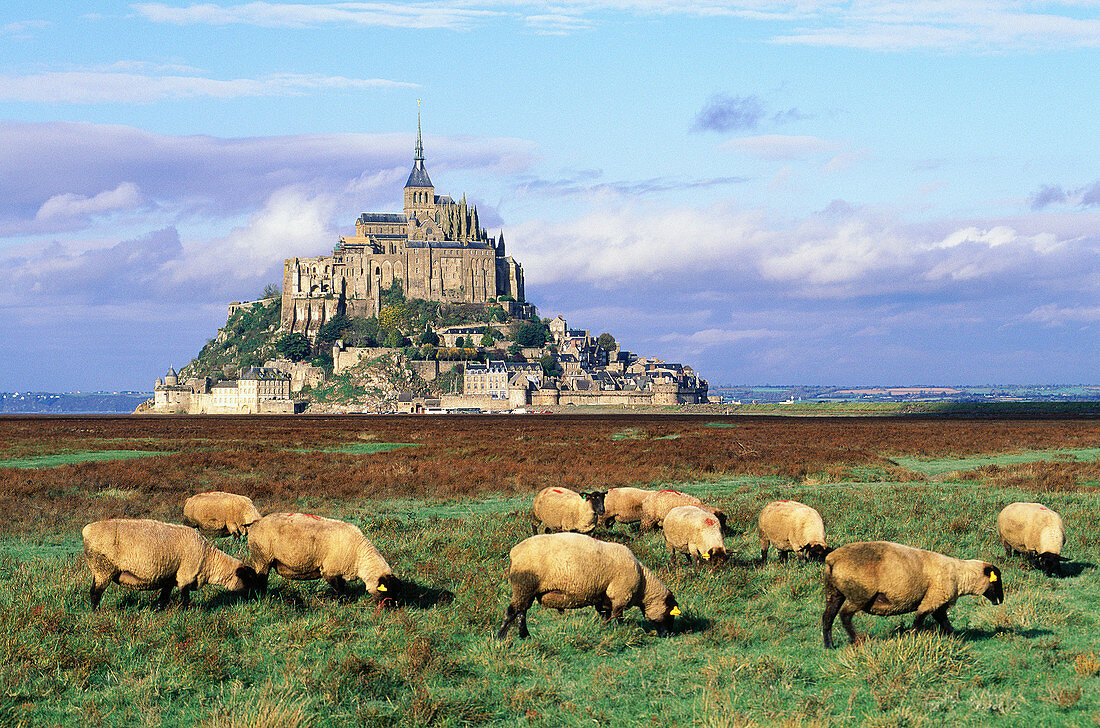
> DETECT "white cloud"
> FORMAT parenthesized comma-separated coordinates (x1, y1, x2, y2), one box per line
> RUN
(723, 135, 842, 161)
(0, 120, 536, 237)
(35, 183, 144, 221)
(0, 70, 415, 104)
(659, 327, 776, 346)
(1022, 303, 1100, 325)
(132, 1, 1100, 50)
(133, 2, 499, 29)
(166, 186, 337, 285)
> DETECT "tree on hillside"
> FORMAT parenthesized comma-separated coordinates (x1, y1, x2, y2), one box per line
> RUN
(515, 322, 548, 348)
(540, 353, 562, 378)
(385, 329, 406, 349)
(275, 333, 311, 362)
(597, 332, 616, 350)
(418, 328, 440, 346)
(317, 314, 350, 347)
(261, 283, 281, 300)
(480, 327, 496, 347)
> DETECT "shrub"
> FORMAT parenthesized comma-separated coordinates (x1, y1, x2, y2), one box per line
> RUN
(276, 333, 311, 362)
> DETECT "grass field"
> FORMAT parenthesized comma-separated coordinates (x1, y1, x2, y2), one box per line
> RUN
(0, 414, 1098, 727)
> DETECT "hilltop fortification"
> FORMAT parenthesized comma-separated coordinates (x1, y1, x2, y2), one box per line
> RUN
(281, 114, 526, 337)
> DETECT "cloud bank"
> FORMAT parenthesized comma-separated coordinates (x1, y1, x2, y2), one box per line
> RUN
(133, 1, 1100, 51)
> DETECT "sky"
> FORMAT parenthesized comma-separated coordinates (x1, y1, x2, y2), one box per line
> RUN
(0, 1, 1098, 392)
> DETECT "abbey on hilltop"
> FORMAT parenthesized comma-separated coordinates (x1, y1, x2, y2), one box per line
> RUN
(281, 115, 526, 336)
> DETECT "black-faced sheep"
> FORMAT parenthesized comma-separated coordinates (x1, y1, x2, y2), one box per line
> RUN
(247, 513, 397, 598)
(758, 500, 829, 562)
(531, 487, 606, 534)
(662, 505, 727, 565)
(183, 491, 262, 539)
(639, 489, 726, 532)
(822, 541, 1004, 649)
(997, 502, 1067, 577)
(82, 518, 259, 610)
(497, 532, 680, 639)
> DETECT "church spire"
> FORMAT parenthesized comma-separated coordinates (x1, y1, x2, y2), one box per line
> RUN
(415, 101, 424, 163)
(404, 101, 433, 190)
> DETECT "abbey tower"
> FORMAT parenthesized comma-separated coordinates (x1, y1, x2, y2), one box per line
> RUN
(281, 116, 525, 336)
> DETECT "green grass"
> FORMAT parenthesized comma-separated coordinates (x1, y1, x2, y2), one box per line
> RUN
(6, 458, 1100, 726)
(0, 450, 168, 469)
(893, 448, 1100, 476)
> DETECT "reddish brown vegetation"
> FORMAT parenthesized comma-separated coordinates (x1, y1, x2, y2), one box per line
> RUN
(0, 414, 1096, 535)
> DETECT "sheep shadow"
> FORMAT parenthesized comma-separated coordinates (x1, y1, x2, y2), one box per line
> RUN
(956, 626, 1054, 641)
(1057, 560, 1094, 578)
(670, 613, 712, 635)
(99, 589, 245, 612)
(386, 578, 455, 610)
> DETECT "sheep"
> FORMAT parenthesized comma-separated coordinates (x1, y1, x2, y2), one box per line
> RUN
(758, 500, 829, 563)
(82, 518, 259, 610)
(598, 487, 652, 529)
(639, 489, 726, 532)
(497, 532, 681, 639)
(183, 491, 262, 539)
(663, 505, 728, 565)
(246, 512, 397, 598)
(531, 487, 606, 534)
(822, 541, 1004, 649)
(997, 502, 1067, 577)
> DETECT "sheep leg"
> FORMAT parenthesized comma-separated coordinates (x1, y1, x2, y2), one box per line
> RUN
(822, 584, 845, 649)
(839, 602, 864, 645)
(497, 604, 519, 639)
(516, 609, 529, 639)
(325, 575, 348, 596)
(89, 579, 108, 611)
(155, 585, 175, 609)
(177, 585, 193, 608)
(777, 550, 789, 563)
(932, 605, 953, 634)
(759, 545, 769, 563)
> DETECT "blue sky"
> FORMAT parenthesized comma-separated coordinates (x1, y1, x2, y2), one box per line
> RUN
(1, 1, 1098, 391)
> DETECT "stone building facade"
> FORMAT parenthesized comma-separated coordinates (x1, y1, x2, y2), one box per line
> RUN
(282, 116, 526, 336)
(151, 366, 295, 414)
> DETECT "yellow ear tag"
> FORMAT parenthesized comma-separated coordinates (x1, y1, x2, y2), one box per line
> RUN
(377, 583, 388, 592)
(701, 553, 710, 560)
(670, 606, 681, 616)
(989, 573, 997, 583)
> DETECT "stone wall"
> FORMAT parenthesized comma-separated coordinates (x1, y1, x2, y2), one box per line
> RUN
(265, 359, 326, 393)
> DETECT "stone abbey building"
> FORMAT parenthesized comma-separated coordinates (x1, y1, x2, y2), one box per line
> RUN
(281, 118, 526, 336)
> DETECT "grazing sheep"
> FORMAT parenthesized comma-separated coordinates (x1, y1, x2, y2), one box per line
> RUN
(497, 532, 681, 639)
(758, 500, 829, 563)
(82, 518, 259, 610)
(247, 513, 397, 598)
(997, 502, 1067, 577)
(598, 487, 652, 528)
(183, 491, 262, 539)
(639, 489, 726, 532)
(663, 505, 728, 565)
(822, 541, 1004, 649)
(531, 487, 606, 534)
